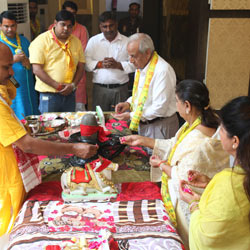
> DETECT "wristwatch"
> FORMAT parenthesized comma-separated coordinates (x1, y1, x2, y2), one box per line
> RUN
(71, 82, 77, 91)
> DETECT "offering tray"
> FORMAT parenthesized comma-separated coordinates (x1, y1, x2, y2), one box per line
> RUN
(25, 113, 67, 136)
(59, 111, 99, 126)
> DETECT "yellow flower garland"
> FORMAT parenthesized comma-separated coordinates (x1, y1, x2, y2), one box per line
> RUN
(161, 116, 201, 226)
(50, 29, 74, 83)
(1, 31, 22, 54)
(129, 51, 158, 131)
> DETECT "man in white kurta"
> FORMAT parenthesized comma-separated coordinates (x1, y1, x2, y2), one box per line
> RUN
(114, 33, 178, 139)
(85, 11, 135, 111)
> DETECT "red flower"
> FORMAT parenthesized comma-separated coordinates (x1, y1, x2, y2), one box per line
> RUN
(48, 227, 56, 232)
(163, 215, 168, 221)
(108, 216, 114, 222)
(82, 227, 90, 231)
(85, 221, 95, 228)
(64, 225, 70, 231)
(94, 225, 101, 231)
(99, 217, 107, 222)
(110, 227, 116, 233)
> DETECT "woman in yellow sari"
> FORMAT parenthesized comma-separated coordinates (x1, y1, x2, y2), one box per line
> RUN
(179, 96, 250, 250)
(120, 80, 229, 246)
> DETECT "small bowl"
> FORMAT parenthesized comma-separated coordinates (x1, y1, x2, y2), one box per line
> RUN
(25, 115, 40, 124)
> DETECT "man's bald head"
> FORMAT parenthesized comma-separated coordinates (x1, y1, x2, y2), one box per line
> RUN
(0, 42, 14, 85)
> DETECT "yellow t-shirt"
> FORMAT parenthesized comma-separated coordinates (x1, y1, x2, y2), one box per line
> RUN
(189, 167, 250, 250)
(29, 30, 85, 93)
(0, 86, 27, 187)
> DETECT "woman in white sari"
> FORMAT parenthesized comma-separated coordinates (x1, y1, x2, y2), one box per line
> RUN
(120, 80, 229, 246)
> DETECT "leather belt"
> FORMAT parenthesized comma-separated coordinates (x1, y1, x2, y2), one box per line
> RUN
(140, 117, 166, 125)
(95, 82, 128, 89)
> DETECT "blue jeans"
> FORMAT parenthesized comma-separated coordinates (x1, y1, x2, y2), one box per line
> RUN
(39, 92, 75, 113)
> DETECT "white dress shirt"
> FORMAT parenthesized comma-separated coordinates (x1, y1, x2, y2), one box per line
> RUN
(127, 55, 177, 121)
(85, 32, 135, 84)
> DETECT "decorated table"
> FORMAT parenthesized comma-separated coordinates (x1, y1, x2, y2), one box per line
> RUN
(32, 112, 151, 184)
(7, 112, 185, 250)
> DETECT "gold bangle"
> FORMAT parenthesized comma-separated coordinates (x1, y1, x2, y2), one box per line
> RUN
(188, 199, 199, 205)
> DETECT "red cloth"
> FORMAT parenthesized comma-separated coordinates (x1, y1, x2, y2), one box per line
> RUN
(90, 157, 112, 172)
(26, 181, 161, 203)
(69, 157, 112, 184)
(80, 124, 111, 142)
(45, 246, 61, 250)
(109, 238, 119, 250)
(71, 168, 91, 184)
(116, 181, 162, 201)
(26, 181, 63, 201)
(13, 145, 41, 193)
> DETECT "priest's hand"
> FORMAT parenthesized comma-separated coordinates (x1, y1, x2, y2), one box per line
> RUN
(73, 143, 98, 159)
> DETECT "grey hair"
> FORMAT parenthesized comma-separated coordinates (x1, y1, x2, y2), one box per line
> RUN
(128, 33, 155, 53)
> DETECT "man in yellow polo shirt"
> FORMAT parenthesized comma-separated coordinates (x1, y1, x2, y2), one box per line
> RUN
(29, 10, 85, 113)
(0, 42, 97, 237)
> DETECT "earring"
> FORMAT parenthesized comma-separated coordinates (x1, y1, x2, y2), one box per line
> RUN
(186, 110, 189, 114)
(232, 144, 236, 149)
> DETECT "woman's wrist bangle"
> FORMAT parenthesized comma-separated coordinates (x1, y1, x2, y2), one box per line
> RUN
(188, 199, 200, 205)
(189, 201, 199, 213)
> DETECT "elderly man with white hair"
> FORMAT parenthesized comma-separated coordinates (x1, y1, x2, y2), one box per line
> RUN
(114, 33, 178, 139)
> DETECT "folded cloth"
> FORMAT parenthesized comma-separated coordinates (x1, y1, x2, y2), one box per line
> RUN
(26, 181, 63, 201)
(12, 144, 41, 193)
(116, 181, 162, 201)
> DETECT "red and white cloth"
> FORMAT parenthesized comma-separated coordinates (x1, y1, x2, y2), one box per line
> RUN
(80, 124, 111, 142)
(12, 144, 41, 193)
